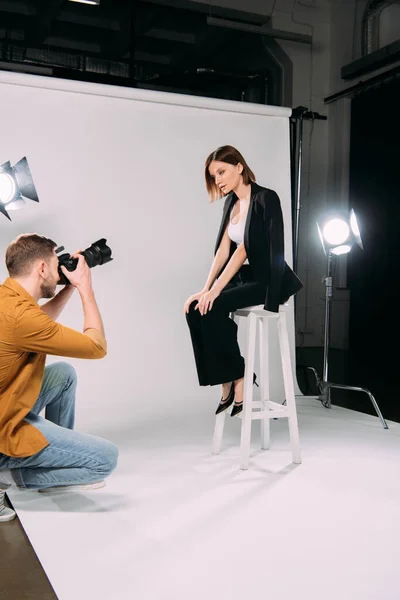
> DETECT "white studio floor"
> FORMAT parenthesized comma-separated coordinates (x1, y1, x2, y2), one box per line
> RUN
(8, 395, 400, 600)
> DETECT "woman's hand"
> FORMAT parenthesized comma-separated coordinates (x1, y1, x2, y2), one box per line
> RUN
(196, 286, 221, 315)
(184, 291, 206, 314)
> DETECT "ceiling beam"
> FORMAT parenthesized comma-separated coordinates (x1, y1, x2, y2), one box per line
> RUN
(140, 0, 268, 25)
(207, 17, 312, 45)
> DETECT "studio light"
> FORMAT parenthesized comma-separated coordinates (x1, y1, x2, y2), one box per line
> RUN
(317, 209, 363, 256)
(311, 209, 387, 428)
(0, 157, 39, 221)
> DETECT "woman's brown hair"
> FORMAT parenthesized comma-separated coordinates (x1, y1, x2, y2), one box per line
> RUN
(204, 145, 256, 202)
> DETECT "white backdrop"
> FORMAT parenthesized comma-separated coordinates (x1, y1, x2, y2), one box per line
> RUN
(0, 71, 299, 436)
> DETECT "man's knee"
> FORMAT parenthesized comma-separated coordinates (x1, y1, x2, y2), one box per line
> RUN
(97, 440, 119, 478)
(47, 362, 77, 385)
(58, 362, 77, 383)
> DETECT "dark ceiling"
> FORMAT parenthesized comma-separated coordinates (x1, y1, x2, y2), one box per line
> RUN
(0, 0, 281, 103)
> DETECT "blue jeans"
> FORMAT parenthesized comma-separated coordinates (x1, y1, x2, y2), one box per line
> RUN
(0, 362, 118, 490)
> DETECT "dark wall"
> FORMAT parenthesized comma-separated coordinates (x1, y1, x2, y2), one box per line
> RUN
(347, 77, 400, 421)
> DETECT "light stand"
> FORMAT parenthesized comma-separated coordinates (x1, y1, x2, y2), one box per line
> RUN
(290, 106, 327, 272)
(290, 110, 388, 430)
(313, 213, 388, 429)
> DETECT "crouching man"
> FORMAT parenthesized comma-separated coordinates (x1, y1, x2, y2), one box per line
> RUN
(0, 234, 118, 522)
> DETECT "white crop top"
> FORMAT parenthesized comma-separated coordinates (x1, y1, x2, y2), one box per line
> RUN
(228, 215, 246, 246)
(228, 207, 249, 264)
(228, 201, 249, 245)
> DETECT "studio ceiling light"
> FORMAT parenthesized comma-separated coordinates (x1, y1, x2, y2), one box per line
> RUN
(0, 157, 39, 221)
(68, 0, 100, 5)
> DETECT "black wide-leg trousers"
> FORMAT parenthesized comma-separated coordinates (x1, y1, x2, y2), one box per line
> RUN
(186, 266, 267, 387)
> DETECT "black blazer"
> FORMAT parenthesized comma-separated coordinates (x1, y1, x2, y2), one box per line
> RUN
(214, 182, 303, 313)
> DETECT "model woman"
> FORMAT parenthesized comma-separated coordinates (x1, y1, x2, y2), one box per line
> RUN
(184, 145, 302, 416)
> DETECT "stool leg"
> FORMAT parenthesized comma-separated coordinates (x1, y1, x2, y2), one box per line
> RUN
(240, 312, 257, 470)
(212, 412, 226, 455)
(278, 310, 302, 464)
(259, 318, 270, 450)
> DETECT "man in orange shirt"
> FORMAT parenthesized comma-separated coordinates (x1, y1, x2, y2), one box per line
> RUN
(0, 234, 118, 522)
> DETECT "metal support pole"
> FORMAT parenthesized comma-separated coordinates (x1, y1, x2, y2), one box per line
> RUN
(293, 116, 303, 274)
(290, 106, 326, 272)
(322, 252, 333, 383)
(319, 251, 333, 406)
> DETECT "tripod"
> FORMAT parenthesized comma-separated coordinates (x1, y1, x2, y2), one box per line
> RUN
(308, 250, 388, 429)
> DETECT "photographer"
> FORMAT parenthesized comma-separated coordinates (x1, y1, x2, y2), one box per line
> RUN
(0, 234, 118, 522)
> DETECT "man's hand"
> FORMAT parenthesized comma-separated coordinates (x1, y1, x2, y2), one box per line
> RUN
(61, 252, 92, 294)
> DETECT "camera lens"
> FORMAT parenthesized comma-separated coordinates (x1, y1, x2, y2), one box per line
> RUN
(57, 238, 112, 285)
(82, 239, 112, 268)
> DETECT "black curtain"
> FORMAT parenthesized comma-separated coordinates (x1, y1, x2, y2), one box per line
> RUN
(347, 77, 400, 421)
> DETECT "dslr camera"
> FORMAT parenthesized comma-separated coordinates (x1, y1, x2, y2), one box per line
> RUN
(57, 238, 113, 285)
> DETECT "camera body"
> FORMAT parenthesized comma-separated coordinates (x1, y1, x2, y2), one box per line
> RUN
(57, 238, 112, 285)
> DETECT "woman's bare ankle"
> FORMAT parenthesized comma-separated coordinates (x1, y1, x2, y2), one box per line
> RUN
(233, 377, 244, 404)
(221, 382, 232, 401)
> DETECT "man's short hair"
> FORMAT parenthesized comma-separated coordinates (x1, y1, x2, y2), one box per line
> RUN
(5, 234, 57, 278)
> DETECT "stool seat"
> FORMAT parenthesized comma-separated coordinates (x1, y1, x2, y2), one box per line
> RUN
(233, 303, 288, 318)
(212, 303, 301, 469)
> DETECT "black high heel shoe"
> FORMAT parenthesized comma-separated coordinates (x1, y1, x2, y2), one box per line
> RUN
(215, 382, 235, 415)
(253, 373, 259, 388)
(231, 373, 258, 417)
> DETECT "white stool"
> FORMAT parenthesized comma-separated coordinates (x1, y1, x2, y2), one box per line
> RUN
(212, 304, 302, 470)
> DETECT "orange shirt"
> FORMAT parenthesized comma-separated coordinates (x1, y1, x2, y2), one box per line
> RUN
(0, 278, 107, 458)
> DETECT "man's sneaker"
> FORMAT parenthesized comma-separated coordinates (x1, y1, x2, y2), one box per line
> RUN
(0, 487, 16, 522)
(38, 481, 106, 494)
